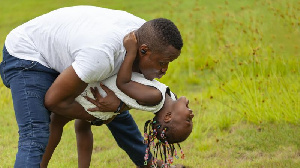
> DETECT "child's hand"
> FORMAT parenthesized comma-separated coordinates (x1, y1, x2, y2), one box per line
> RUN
(123, 31, 138, 57)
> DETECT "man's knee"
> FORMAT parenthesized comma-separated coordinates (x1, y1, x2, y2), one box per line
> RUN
(18, 122, 50, 153)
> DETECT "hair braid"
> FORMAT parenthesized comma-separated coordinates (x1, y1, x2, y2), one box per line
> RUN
(143, 119, 185, 167)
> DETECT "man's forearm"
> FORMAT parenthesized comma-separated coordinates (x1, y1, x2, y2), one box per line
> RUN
(44, 65, 94, 121)
(45, 100, 95, 121)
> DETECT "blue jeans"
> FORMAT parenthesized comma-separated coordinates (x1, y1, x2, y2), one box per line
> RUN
(0, 46, 59, 167)
(0, 46, 150, 167)
(107, 111, 152, 166)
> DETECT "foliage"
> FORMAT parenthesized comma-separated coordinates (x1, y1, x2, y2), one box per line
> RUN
(0, 0, 299, 167)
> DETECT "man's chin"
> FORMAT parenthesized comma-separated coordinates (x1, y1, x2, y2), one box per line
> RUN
(144, 75, 155, 81)
(157, 74, 164, 79)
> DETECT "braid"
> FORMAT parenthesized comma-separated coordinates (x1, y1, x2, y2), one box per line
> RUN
(143, 119, 185, 167)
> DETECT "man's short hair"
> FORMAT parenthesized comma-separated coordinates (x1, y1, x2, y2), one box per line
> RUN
(137, 18, 183, 53)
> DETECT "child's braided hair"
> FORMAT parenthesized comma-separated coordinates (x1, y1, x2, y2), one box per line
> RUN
(143, 118, 185, 168)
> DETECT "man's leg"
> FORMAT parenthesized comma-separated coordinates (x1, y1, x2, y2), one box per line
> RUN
(106, 111, 152, 167)
(0, 46, 59, 167)
(11, 67, 58, 167)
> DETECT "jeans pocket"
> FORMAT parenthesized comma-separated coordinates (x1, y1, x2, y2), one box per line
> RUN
(0, 60, 8, 87)
(15, 59, 38, 71)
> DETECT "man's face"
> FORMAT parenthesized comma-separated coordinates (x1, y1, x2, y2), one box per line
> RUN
(138, 45, 180, 80)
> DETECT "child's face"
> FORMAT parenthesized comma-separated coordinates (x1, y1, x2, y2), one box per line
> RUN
(169, 96, 194, 140)
(138, 45, 180, 80)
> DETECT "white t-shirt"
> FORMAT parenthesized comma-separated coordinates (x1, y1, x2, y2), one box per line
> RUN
(5, 6, 146, 83)
(76, 72, 177, 120)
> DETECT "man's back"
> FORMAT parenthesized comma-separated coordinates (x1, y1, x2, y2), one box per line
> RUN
(5, 6, 145, 81)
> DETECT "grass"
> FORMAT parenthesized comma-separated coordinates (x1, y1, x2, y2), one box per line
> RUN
(0, 0, 299, 167)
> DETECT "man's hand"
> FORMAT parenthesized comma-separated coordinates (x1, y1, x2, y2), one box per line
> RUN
(83, 83, 122, 112)
(123, 31, 138, 58)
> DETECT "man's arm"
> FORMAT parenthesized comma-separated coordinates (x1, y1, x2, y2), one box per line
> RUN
(44, 66, 95, 120)
(45, 65, 123, 120)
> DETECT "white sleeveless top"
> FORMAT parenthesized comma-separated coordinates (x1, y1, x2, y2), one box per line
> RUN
(75, 72, 176, 120)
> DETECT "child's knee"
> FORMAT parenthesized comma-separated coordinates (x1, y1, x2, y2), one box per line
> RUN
(50, 113, 72, 126)
(75, 119, 92, 133)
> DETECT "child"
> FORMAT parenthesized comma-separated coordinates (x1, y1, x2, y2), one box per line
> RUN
(41, 32, 193, 168)
(89, 31, 194, 167)
(116, 31, 194, 167)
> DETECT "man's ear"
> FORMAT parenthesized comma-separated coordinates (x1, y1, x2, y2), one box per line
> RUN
(163, 112, 172, 123)
(139, 44, 150, 56)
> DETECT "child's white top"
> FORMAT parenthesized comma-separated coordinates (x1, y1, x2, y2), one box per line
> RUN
(75, 72, 176, 120)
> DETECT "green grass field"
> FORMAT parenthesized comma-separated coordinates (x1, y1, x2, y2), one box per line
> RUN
(0, 0, 299, 167)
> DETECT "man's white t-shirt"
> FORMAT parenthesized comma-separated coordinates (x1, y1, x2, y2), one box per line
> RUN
(5, 6, 146, 83)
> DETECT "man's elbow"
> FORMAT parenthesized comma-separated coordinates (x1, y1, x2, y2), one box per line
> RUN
(44, 94, 57, 112)
(44, 92, 66, 113)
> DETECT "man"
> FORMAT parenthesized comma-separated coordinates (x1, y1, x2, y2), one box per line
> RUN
(0, 6, 183, 167)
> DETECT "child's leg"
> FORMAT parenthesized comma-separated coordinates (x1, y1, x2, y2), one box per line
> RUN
(40, 113, 72, 168)
(75, 119, 93, 168)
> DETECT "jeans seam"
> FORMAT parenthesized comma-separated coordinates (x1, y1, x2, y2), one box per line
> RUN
(20, 71, 32, 166)
(16, 60, 38, 72)
(22, 61, 38, 71)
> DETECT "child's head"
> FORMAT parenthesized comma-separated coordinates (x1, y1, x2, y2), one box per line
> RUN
(143, 93, 194, 167)
(155, 95, 194, 143)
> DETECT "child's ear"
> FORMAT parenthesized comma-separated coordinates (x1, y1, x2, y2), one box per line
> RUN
(163, 112, 172, 123)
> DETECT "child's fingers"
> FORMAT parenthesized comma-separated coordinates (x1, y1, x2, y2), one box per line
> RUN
(129, 31, 137, 42)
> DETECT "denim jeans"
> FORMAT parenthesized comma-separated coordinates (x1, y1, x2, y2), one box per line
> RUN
(0, 46, 151, 167)
(0, 46, 59, 167)
(107, 111, 152, 166)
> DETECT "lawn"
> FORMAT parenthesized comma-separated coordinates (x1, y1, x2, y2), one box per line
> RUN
(0, 0, 299, 167)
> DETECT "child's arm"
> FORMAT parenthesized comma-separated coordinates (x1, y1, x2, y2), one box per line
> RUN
(41, 113, 72, 168)
(116, 32, 162, 106)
